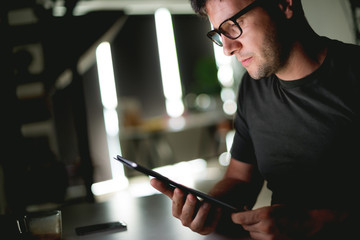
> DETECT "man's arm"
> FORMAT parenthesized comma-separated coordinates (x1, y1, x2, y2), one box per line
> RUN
(209, 158, 264, 210)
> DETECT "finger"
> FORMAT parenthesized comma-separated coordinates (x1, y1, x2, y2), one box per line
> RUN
(150, 178, 174, 198)
(241, 217, 274, 235)
(172, 188, 186, 218)
(240, 221, 268, 240)
(189, 202, 211, 232)
(241, 222, 261, 232)
(179, 194, 199, 227)
(248, 231, 268, 240)
(232, 209, 261, 225)
(194, 203, 222, 235)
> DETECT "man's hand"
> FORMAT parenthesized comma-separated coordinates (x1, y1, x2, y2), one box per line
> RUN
(232, 205, 292, 240)
(150, 178, 222, 235)
(231, 205, 349, 240)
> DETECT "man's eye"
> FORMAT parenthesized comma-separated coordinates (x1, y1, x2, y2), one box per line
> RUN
(237, 19, 244, 26)
(229, 22, 236, 28)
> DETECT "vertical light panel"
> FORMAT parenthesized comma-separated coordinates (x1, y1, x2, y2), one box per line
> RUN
(93, 42, 128, 195)
(96, 42, 118, 110)
(155, 8, 184, 118)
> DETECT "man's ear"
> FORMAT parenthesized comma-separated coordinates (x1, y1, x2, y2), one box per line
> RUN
(277, 0, 294, 19)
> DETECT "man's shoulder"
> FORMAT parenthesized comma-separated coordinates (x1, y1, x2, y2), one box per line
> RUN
(323, 37, 360, 74)
(324, 38, 360, 87)
(326, 37, 360, 57)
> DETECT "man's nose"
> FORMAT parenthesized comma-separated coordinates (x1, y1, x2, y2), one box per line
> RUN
(222, 36, 242, 56)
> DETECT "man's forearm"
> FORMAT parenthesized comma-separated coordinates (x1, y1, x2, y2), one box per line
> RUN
(306, 208, 356, 239)
(208, 177, 264, 209)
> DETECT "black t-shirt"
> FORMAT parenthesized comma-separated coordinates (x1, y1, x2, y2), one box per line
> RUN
(230, 38, 360, 207)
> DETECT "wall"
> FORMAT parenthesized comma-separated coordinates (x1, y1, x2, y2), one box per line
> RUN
(302, 0, 355, 44)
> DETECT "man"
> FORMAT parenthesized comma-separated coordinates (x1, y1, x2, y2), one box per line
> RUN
(151, 0, 360, 239)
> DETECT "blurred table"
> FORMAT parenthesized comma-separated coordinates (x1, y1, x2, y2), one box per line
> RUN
(60, 193, 251, 240)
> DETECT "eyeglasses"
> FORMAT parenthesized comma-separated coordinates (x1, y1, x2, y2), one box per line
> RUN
(207, 0, 262, 47)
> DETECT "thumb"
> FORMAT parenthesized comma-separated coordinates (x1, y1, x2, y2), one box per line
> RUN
(150, 178, 174, 198)
(232, 209, 261, 225)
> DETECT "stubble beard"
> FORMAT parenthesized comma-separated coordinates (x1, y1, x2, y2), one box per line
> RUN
(248, 22, 289, 80)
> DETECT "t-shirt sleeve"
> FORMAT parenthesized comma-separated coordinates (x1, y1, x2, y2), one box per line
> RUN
(230, 74, 257, 165)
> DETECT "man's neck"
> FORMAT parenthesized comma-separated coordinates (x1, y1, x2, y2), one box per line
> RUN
(276, 35, 328, 81)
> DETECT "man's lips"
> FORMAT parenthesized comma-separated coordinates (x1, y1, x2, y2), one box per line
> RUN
(240, 57, 252, 67)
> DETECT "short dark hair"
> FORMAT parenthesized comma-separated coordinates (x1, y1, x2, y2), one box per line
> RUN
(189, 0, 208, 16)
(189, 0, 305, 18)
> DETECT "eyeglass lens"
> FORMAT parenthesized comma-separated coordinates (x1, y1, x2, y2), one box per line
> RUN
(220, 20, 242, 39)
(210, 19, 242, 46)
(208, 31, 223, 46)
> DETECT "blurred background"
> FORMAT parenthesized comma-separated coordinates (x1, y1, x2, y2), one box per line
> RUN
(0, 0, 358, 215)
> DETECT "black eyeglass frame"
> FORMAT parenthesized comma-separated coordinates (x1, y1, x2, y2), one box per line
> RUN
(207, 0, 263, 47)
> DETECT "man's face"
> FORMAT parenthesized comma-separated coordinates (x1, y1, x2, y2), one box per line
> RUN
(206, 0, 286, 79)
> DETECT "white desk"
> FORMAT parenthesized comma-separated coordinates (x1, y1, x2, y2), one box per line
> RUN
(61, 193, 251, 240)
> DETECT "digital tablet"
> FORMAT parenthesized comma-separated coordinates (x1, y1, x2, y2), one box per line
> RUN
(114, 155, 240, 212)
